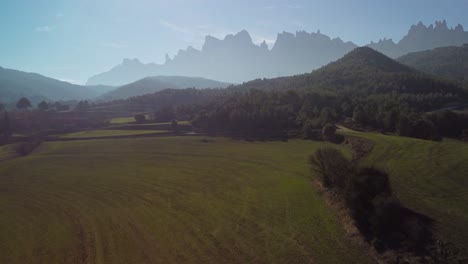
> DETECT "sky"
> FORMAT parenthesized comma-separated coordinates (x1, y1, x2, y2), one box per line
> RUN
(1, 0, 468, 84)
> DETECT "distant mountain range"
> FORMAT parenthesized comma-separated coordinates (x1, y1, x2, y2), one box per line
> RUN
(0, 65, 230, 105)
(0, 66, 113, 105)
(397, 44, 468, 82)
(100, 76, 230, 100)
(87, 20, 468, 86)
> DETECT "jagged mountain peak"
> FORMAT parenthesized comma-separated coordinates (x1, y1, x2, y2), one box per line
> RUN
(122, 58, 143, 66)
(87, 20, 468, 86)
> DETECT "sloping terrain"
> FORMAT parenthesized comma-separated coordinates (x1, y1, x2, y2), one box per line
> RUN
(341, 129, 468, 249)
(0, 66, 112, 105)
(0, 137, 374, 264)
(100, 76, 230, 100)
(397, 44, 468, 82)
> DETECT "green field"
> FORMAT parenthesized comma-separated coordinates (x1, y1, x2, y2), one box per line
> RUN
(0, 143, 20, 161)
(341, 130, 468, 248)
(58, 129, 168, 138)
(109, 116, 140, 124)
(0, 137, 373, 264)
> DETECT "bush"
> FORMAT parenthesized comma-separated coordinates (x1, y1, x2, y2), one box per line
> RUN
(345, 168, 392, 234)
(309, 148, 351, 190)
(171, 119, 179, 134)
(302, 119, 321, 139)
(462, 128, 468, 141)
(16, 140, 42, 156)
(134, 114, 146, 124)
(322, 123, 336, 141)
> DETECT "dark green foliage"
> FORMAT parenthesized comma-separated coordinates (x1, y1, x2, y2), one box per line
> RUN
(427, 110, 468, 138)
(463, 129, 468, 141)
(321, 123, 336, 141)
(52, 102, 70, 112)
(397, 115, 440, 140)
(38, 101, 49, 111)
(75, 100, 90, 111)
(345, 168, 392, 233)
(397, 44, 468, 83)
(0, 111, 12, 137)
(411, 118, 439, 140)
(16, 139, 42, 156)
(309, 148, 351, 189)
(171, 119, 179, 134)
(16, 97, 31, 110)
(310, 149, 434, 253)
(134, 114, 146, 124)
(153, 105, 176, 122)
(397, 115, 412, 137)
(301, 119, 321, 139)
(345, 168, 433, 252)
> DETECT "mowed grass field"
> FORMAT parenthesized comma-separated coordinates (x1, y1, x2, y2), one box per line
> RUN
(341, 130, 468, 248)
(109, 116, 142, 124)
(0, 137, 374, 264)
(58, 129, 168, 138)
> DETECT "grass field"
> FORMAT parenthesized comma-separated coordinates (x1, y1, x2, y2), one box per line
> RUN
(58, 129, 169, 138)
(109, 116, 140, 124)
(341, 130, 468, 248)
(0, 137, 373, 264)
(0, 143, 20, 161)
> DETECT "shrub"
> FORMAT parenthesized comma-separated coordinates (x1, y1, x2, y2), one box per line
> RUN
(16, 140, 42, 156)
(322, 123, 336, 141)
(309, 148, 351, 190)
(171, 119, 179, 134)
(302, 119, 321, 139)
(134, 114, 146, 124)
(345, 168, 392, 235)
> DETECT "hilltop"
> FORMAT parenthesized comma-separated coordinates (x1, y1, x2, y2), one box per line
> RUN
(100, 76, 230, 101)
(0, 66, 113, 105)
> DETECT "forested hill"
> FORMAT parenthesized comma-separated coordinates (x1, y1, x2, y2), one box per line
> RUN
(397, 44, 468, 83)
(99, 47, 467, 113)
(236, 47, 464, 98)
(100, 76, 230, 101)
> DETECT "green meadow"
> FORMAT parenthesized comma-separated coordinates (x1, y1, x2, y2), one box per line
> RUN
(341, 130, 468, 248)
(0, 137, 373, 264)
(58, 129, 168, 138)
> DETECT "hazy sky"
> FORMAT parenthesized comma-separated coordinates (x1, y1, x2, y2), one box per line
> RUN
(1, 0, 468, 84)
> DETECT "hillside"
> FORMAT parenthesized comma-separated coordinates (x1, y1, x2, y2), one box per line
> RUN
(397, 44, 468, 82)
(100, 76, 230, 100)
(0, 66, 112, 105)
(237, 47, 464, 97)
(341, 129, 468, 249)
(93, 47, 467, 123)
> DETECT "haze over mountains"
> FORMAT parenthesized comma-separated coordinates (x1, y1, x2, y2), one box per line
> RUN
(100, 76, 230, 100)
(87, 20, 468, 86)
(2, 19, 468, 106)
(234, 46, 464, 97)
(397, 43, 468, 82)
(0, 66, 112, 105)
